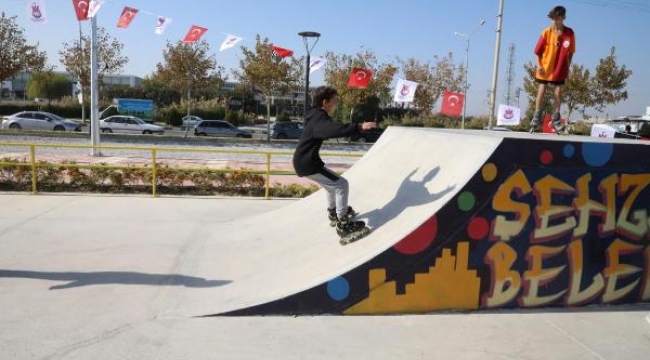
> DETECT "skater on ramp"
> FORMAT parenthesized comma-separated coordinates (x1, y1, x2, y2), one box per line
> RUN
(529, 5, 576, 133)
(293, 86, 377, 243)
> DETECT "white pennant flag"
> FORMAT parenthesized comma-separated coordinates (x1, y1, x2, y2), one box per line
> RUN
(87, 0, 104, 18)
(393, 79, 419, 103)
(26, 0, 47, 24)
(220, 34, 243, 51)
(155, 16, 172, 35)
(497, 104, 521, 126)
(309, 57, 326, 74)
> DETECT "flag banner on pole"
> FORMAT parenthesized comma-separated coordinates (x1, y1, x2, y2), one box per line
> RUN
(26, 1, 47, 23)
(71, 0, 89, 21)
(440, 90, 464, 117)
(183, 25, 208, 43)
(117, 7, 138, 28)
(270, 45, 294, 58)
(309, 57, 326, 74)
(393, 79, 418, 103)
(348, 67, 372, 89)
(154, 16, 172, 35)
(591, 123, 616, 138)
(220, 34, 243, 51)
(87, 0, 104, 18)
(496, 104, 521, 126)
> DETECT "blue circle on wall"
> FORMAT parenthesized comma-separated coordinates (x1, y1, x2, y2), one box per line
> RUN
(563, 144, 575, 158)
(327, 277, 350, 301)
(582, 142, 613, 167)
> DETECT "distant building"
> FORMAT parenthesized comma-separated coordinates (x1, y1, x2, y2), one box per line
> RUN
(1, 71, 142, 99)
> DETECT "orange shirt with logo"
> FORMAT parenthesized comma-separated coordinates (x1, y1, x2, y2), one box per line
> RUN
(534, 26, 576, 82)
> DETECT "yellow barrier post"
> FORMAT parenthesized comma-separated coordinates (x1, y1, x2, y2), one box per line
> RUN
(151, 148, 157, 197)
(29, 144, 37, 194)
(265, 153, 271, 199)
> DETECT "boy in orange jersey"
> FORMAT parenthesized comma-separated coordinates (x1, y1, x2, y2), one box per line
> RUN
(530, 5, 576, 132)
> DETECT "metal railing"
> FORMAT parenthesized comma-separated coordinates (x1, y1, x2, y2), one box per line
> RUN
(0, 142, 363, 199)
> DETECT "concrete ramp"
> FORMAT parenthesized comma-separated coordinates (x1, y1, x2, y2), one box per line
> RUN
(175, 127, 650, 316)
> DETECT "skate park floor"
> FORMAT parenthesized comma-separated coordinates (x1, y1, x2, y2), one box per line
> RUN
(0, 194, 649, 360)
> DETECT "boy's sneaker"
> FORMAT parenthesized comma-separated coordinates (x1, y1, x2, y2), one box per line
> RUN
(336, 218, 367, 239)
(529, 110, 543, 132)
(551, 112, 565, 132)
(328, 206, 357, 227)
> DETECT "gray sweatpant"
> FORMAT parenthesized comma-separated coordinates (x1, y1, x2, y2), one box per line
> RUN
(306, 167, 349, 220)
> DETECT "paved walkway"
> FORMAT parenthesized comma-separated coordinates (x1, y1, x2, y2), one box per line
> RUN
(0, 195, 648, 360)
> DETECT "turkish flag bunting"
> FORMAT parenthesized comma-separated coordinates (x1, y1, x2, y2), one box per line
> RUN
(270, 45, 294, 58)
(347, 67, 373, 89)
(71, 0, 89, 21)
(183, 25, 208, 43)
(440, 90, 465, 117)
(116, 6, 138, 28)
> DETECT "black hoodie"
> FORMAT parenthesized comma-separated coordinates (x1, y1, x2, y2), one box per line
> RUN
(293, 108, 360, 177)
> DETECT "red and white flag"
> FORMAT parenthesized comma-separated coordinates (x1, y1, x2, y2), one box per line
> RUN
(309, 57, 326, 74)
(440, 90, 464, 117)
(71, 0, 89, 21)
(26, 1, 47, 24)
(348, 67, 373, 89)
(87, 0, 104, 18)
(393, 79, 419, 103)
(154, 16, 172, 35)
(183, 25, 208, 43)
(116, 7, 138, 29)
(270, 45, 294, 58)
(220, 34, 243, 51)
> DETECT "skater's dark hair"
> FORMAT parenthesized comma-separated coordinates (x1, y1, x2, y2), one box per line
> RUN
(312, 86, 338, 108)
(548, 5, 566, 19)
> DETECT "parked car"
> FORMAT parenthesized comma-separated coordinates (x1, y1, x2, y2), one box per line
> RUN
(270, 121, 303, 139)
(1, 111, 81, 132)
(350, 128, 384, 143)
(194, 120, 252, 138)
(99, 115, 165, 135)
(180, 115, 203, 130)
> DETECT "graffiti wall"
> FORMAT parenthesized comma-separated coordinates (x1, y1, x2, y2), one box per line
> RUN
(225, 138, 650, 316)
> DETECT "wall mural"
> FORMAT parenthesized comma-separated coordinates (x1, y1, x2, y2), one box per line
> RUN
(223, 138, 650, 316)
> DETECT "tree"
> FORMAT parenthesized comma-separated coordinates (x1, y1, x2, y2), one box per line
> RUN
(561, 64, 591, 120)
(59, 26, 129, 101)
(0, 12, 47, 82)
(522, 47, 632, 120)
(591, 47, 632, 113)
(234, 35, 303, 129)
(398, 54, 465, 113)
(323, 50, 397, 122)
(148, 40, 224, 103)
(26, 71, 72, 102)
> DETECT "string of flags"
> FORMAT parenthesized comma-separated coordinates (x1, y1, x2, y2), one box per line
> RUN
(23, 0, 477, 116)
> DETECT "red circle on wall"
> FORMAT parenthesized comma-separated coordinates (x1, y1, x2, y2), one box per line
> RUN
(394, 216, 438, 255)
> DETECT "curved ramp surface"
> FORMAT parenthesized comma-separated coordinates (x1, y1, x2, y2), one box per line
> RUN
(179, 128, 650, 316)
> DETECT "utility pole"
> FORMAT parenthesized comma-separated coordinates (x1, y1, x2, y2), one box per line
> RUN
(504, 43, 516, 105)
(487, 0, 505, 130)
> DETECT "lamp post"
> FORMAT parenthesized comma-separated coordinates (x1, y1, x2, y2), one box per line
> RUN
(298, 31, 321, 119)
(454, 19, 485, 130)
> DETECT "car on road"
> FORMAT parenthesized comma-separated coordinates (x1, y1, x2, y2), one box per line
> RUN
(99, 115, 165, 135)
(180, 115, 204, 130)
(1, 111, 81, 132)
(194, 120, 252, 138)
(270, 121, 303, 139)
(350, 127, 384, 143)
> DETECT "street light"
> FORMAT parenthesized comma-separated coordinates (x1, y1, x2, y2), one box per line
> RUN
(298, 31, 321, 118)
(454, 19, 485, 130)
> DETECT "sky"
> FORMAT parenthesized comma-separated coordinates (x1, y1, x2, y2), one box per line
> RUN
(2, 0, 650, 118)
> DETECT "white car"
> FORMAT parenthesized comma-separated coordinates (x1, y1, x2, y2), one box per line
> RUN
(100, 115, 164, 135)
(1, 111, 81, 132)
